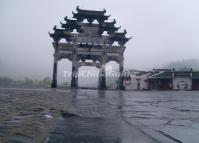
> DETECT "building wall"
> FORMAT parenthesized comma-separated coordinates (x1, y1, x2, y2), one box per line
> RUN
(126, 76, 192, 91)
(173, 77, 192, 90)
(125, 74, 148, 90)
(192, 79, 199, 90)
(139, 77, 148, 90)
(124, 70, 199, 91)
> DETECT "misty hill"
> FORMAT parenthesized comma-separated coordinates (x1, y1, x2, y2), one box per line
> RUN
(162, 59, 199, 71)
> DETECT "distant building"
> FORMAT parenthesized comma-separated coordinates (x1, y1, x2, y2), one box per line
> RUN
(124, 71, 150, 90)
(124, 69, 199, 91)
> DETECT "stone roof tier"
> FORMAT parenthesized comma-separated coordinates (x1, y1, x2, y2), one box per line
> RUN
(72, 6, 110, 23)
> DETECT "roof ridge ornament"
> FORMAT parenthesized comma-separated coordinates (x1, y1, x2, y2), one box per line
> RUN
(76, 6, 80, 12)
(72, 11, 75, 14)
(113, 19, 116, 24)
(64, 16, 68, 21)
(124, 29, 127, 34)
(103, 8, 106, 14)
(60, 21, 64, 25)
(53, 25, 57, 30)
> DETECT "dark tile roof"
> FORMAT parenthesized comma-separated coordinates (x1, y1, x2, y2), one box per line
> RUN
(192, 72, 199, 79)
(148, 71, 173, 79)
(175, 71, 191, 76)
(135, 71, 151, 76)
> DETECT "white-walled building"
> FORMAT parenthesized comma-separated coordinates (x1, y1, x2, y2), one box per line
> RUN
(124, 69, 199, 91)
(124, 71, 151, 90)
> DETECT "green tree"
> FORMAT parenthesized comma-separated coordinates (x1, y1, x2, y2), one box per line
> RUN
(40, 77, 51, 86)
(24, 77, 33, 85)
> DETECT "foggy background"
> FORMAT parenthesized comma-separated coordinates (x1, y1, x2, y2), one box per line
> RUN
(1, 0, 199, 85)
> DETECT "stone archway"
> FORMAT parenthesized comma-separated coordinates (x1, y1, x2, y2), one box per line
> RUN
(49, 7, 131, 90)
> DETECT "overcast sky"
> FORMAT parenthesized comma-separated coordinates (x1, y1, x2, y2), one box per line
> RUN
(0, 0, 199, 81)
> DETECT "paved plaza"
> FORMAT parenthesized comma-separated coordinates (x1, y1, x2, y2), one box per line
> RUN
(0, 88, 199, 142)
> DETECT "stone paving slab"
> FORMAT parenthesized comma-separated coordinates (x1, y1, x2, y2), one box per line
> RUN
(45, 90, 199, 143)
(1, 88, 199, 143)
(45, 116, 122, 143)
(45, 115, 157, 143)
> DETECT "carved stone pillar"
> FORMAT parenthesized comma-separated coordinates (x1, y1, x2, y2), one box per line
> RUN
(118, 57, 125, 90)
(71, 36, 78, 89)
(51, 57, 58, 88)
(98, 64, 106, 90)
(51, 41, 59, 88)
(98, 37, 107, 90)
(71, 66, 78, 88)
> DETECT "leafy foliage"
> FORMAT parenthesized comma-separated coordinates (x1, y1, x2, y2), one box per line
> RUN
(0, 77, 52, 87)
(163, 59, 199, 71)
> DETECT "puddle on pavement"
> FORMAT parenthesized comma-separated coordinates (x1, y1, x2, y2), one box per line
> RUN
(9, 133, 33, 143)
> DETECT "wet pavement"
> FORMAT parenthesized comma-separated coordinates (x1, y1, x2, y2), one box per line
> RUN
(0, 88, 199, 143)
(0, 88, 68, 143)
(46, 90, 199, 143)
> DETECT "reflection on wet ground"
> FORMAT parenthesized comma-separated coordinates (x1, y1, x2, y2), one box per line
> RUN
(1, 88, 199, 143)
(46, 116, 123, 143)
(46, 90, 199, 143)
(46, 90, 156, 143)
(0, 88, 68, 143)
